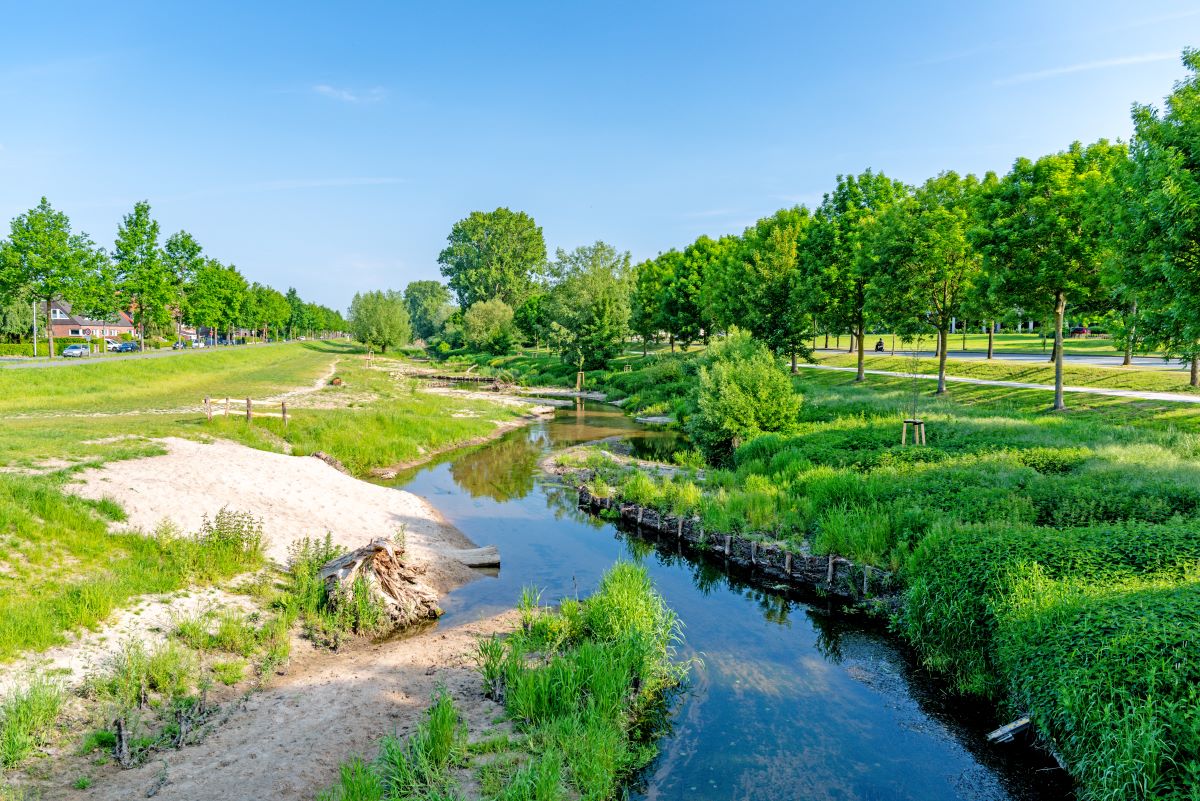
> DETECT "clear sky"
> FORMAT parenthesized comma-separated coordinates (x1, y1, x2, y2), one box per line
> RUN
(0, 1, 1195, 311)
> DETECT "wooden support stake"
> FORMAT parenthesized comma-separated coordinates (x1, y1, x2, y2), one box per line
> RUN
(225, 397, 230, 416)
(785, 552, 793, 575)
(246, 397, 252, 422)
(863, 565, 870, 596)
(723, 535, 731, 556)
(204, 396, 212, 421)
(282, 401, 288, 428)
(827, 554, 835, 584)
(750, 541, 757, 564)
(677, 517, 683, 538)
(637, 507, 644, 525)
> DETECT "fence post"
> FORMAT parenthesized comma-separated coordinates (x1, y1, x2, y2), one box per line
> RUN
(246, 397, 252, 422)
(204, 396, 211, 421)
(282, 401, 288, 429)
(225, 397, 230, 416)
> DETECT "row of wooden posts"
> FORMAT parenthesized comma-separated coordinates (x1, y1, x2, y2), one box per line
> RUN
(203, 396, 289, 428)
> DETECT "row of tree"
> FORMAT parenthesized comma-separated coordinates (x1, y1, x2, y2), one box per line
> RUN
(0, 198, 346, 355)
(354, 48, 1200, 416)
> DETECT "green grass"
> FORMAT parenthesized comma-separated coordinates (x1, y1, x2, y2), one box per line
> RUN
(839, 330, 1154, 357)
(317, 563, 686, 801)
(0, 677, 64, 768)
(0, 479, 266, 661)
(0, 341, 350, 416)
(815, 351, 1199, 393)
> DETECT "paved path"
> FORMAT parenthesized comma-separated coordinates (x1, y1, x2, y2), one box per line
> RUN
(813, 347, 1179, 369)
(797, 363, 1200, 404)
(0, 343, 277, 369)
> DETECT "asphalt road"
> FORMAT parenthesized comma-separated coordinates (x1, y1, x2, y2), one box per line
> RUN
(0, 344, 267, 369)
(816, 347, 1181, 370)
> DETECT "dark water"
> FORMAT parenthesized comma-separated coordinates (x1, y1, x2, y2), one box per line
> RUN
(392, 401, 1073, 801)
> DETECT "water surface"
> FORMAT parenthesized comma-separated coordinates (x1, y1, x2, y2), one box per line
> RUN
(394, 401, 1072, 801)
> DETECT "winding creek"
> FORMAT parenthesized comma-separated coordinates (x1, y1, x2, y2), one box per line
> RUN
(388, 400, 1073, 801)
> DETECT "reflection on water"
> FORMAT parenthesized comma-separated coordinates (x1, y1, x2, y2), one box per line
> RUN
(395, 402, 1073, 801)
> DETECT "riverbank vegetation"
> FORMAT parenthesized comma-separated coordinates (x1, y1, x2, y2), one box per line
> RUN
(318, 562, 686, 801)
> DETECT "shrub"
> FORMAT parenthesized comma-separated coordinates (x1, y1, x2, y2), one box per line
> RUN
(0, 677, 64, 768)
(687, 330, 800, 463)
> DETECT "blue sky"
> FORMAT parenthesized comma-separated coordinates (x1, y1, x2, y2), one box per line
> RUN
(0, 2, 1195, 310)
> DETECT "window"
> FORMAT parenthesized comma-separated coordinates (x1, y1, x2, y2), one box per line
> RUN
(69, 329, 81, 336)
(51, 308, 68, 320)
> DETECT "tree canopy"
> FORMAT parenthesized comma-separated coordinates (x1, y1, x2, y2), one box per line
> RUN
(438, 208, 546, 308)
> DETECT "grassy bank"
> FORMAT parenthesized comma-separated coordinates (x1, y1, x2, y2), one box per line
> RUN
(318, 563, 686, 801)
(545, 357, 1200, 800)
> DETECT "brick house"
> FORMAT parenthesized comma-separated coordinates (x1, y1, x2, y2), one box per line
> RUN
(45, 301, 137, 340)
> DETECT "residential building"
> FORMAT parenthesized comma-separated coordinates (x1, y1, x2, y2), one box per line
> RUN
(43, 301, 136, 339)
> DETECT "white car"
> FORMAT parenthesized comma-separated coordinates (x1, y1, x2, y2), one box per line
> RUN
(104, 339, 120, 352)
(62, 344, 90, 358)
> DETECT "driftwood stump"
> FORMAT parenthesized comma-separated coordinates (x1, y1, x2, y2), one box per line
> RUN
(319, 538, 441, 630)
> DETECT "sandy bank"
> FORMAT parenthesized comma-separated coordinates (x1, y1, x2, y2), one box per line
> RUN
(69, 437, 481, 594)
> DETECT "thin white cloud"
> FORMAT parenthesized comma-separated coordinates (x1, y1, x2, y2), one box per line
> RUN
(312, 84, 387, 103)
(995, 51, 1177, 85)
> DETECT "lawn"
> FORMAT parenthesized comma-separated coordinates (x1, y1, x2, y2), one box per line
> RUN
(826, 330, 1153, 358)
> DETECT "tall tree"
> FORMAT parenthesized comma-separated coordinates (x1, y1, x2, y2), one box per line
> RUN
(0, 198, 109, 358)
(546, 241, 632, 371)
(631, 257, 668, 355)
(285, 287, 308, 339)
(162, 231, 204, 341)
(404, 280, 453, 341)
(807, 171, 908, 381)
(1121, 49, 1200, 383)
(349, 290, 411, 353)
(973, 140, 1126, 408)
(872, 171, 985, 393)
(114, 201, 170, 349)
(437, 208, 546, 308)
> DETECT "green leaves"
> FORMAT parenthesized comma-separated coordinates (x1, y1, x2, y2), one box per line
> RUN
(438, 207, 547, 309)
(349, 290, 412, 352)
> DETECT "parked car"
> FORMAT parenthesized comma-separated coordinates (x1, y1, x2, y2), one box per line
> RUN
(172, 340, 188, 350)
(117, 342, 141, 353)
(104, 338, 120, 352)
(1069, 326, 1090, 336)
(62, 344, 90, 358)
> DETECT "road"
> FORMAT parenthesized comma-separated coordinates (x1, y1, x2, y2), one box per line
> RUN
(0, 344, 268, 369)
(797, 362, 1200, 404)
(815, 347, 1181, 370)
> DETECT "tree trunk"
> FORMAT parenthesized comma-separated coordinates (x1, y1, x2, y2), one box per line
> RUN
(319, 538, 443, 631)
(987, 322, 995, 360)
(937, 327, 949, 394)
(847, 333, 854, 354)
(855, 326, 865, 381)
(1191, 355, 1199, 388)
(1052, 292, 1066, 411)
(790, 349, 797, 374)
(824, 332, 829, 349)
(46, 297, 55, 359)
(1123, 300, 1137, 366)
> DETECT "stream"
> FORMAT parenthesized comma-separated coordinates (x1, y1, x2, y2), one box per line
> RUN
(390, 400, 1073, 801)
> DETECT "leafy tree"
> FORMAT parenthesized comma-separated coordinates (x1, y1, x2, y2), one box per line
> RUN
(285, 287, 309, 339)
(349, 290, 410, 352)
(186, 260, 247, 345)
(545, 241, 632, 371)
(437, 208, 546, 308)
(0, 197, 110, 357)
(162, 231, 204, 340)
(687, 330, 801, 463)
(806, 171, 908, 380)
(0, 294, 32, 342)
(463, 298, 516, 354)
(1121, 49, 1200, 383)
(872, 171, 984, 393)
(513, 291, 551, 349)
(114, 200, 171, 348)
(631, 257, 668, 355)
(404, 280, 453, 341)
(659, 237, 720, 349)
(973, 140, 1126, 408)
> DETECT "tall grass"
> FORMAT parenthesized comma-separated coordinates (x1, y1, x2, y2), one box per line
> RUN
(0, 479, 266, 661)
(318, 563, 686, 801)
(0, 677, 64, 768)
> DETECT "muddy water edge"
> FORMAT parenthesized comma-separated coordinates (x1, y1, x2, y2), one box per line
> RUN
(383, 399, 1074, 801)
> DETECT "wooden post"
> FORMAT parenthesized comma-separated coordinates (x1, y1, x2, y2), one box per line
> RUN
(750, 541, 757, 564)
(827, 554, 835, 584)
(225, 397, 230, 416)
(785, 552, 793, 575)
(575, 371, 584, 392)
(282, 401, 288, 428)
(245, 398, 252, 422)
(677, 517, 683, 538)
(723, 535, 731, 556)
(204, 396, 212, 421)
(863, 565, 870, 596)
(637, 507, 644, 525)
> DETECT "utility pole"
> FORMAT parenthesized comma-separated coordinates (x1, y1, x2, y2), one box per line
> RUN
(31, 300, 37, 358)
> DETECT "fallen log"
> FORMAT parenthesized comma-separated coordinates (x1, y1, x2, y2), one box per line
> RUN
(319, 538, 441, 629)
(443, 545, 501, 568)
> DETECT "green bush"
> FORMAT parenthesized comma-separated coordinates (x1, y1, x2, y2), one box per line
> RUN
(0, 344, 32, 357)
